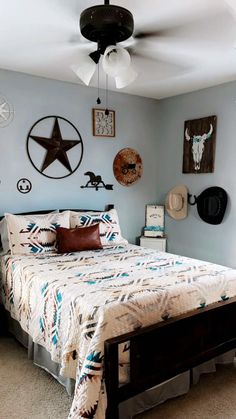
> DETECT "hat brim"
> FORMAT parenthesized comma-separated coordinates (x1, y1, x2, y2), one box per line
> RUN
(197, 187, 227, 225)
(165, 185, 188, 220)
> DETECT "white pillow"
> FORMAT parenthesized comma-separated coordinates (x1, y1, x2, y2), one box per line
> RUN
(5, 211, 70, 255)
(0, 217, 10, 254)
(70, 208, 128, 247)
(0, 210, 59, 254)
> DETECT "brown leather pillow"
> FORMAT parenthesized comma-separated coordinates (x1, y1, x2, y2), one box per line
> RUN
(56, 223, 102, 253)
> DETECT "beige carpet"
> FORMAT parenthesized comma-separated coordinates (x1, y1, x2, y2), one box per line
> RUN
(1, 338, 236, 419)
(0, 338, 72, 419)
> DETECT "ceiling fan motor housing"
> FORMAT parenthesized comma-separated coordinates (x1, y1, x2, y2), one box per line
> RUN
(80, 5, 134, 53)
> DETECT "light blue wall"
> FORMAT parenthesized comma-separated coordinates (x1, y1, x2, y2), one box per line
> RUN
(0, 69, 160, 244)
(2, 69, 235, 267)
(158, 81, 236, 267)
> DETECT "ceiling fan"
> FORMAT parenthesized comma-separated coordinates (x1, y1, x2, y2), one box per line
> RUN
(71, 0, 236, 90)
(72, 0, 186, 89)
(71, 0, 219, 88)
(71, 0, 138, 88)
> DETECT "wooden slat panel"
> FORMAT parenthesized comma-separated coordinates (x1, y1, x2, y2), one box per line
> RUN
(105, 297, 236, 416)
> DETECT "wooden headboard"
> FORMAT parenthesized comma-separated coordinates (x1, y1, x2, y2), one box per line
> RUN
(0, 204, 114, 222)
(0, 205, 114, 248)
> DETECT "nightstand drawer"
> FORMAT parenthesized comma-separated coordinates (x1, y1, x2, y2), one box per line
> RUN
(140, 236, 167, 252)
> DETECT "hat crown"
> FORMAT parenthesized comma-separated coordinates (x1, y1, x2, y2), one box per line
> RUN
(197, 186, 227, 225)
(203, 196, 221, 216)
(165, 185, 188, 220)
(169, 193, 183, 211)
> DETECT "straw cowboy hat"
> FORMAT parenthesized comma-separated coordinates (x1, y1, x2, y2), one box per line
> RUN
(165, 185, 188, 220)
(196, 186, 228, 225)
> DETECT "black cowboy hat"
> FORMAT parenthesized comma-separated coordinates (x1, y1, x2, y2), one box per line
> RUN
(196, 186, 228, 225)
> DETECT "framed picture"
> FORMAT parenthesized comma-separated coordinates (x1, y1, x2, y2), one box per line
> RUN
(144, 205, 165, 237)
(182, 115, 217, 173)
(92, 108, 115, 137)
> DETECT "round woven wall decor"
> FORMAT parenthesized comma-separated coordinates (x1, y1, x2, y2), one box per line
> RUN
(113, 147, 143, 186)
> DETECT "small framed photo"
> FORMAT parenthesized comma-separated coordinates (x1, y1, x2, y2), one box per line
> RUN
(144, 205, 165, 237)
(92, 108, 115, 137)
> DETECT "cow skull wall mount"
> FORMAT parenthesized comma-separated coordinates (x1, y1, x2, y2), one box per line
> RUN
(185, 124, 213, 171)
(182, 115, 217, 174)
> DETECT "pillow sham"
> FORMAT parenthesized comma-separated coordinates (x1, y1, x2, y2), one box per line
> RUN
(0, 210, 58, 254)
(0, 217, 10, 254)
(70, 208, 128, 247)
(0, 210, 59, 254)
(5, 211, 70, 255)
(57, 224, 102, 253)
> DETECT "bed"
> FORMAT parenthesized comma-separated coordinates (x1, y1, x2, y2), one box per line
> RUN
(1, 206, 236, 419)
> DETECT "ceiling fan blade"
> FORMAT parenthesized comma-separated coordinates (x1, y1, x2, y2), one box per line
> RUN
(134, 9, 235, 44)
(134, 30, 163, 40)
(225, 0, 236, 19)
(131, 9, 236, 67)
(128, 47, 188, 71)
(131, 0, 223, 32)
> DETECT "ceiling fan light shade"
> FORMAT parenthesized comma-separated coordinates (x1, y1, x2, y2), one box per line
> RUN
(115, 66, 138, 89)
(102, 45, 131, 77)
(71, 57, 96, 86)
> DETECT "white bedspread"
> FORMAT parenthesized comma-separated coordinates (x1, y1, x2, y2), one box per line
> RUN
(1, 244, 236, 418)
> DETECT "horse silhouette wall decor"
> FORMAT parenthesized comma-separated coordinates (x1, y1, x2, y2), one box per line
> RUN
(81, 171, 113, 191)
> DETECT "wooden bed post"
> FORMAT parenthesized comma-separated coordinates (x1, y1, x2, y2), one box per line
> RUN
(104, 340, 119, 419)
(105, 204, 114, 211)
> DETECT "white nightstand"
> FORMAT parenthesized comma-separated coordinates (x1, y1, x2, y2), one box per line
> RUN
(140, 236, 167, 252)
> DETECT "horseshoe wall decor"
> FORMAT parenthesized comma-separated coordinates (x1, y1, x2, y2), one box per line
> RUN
(188, 193, 197, 206)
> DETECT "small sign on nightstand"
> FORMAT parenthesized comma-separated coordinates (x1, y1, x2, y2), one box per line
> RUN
(144, 205, 165, 237)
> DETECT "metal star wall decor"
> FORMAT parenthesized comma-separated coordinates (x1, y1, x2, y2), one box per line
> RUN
(0, 95, 14, 127)
(27, 116, 84, 179)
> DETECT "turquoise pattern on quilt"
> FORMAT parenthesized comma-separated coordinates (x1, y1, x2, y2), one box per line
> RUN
(1, 244, 236, 419)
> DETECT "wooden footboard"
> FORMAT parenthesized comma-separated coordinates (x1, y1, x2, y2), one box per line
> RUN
(105, 296, 236, 419)
(0, 304, 8, 336)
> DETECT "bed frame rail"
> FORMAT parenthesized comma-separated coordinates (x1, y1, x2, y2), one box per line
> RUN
(105, 296, 236, 419)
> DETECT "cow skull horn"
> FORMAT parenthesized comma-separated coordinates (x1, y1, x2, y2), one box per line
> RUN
(185, 128, 191, 141)
(206, 124, 213, 139)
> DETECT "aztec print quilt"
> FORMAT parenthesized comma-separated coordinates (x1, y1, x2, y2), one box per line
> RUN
(1, 244, 236, 419)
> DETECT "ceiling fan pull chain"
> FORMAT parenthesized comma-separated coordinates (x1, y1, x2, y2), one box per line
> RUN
(96, 62, 101, 105)
(105, 75, 109, 115)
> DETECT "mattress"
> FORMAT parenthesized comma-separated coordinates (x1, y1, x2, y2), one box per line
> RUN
(1, 244, 236, 419)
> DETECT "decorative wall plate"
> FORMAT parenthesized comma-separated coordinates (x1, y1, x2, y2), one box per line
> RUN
(0, 95, 14, 127)
(27, 116, 84, 179)
(93, 108, 115, 137)
(17, 178, 32, 194)
(113, 147, 143, 186)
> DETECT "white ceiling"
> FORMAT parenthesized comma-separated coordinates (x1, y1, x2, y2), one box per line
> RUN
(1, 0, 236, 99)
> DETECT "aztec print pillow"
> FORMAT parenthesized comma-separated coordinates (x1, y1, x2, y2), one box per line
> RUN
(0, 217, 10, 254)
(0, 210, 58, 254)
(70, 208, 128, 247)
(5, 211, 70, 255)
